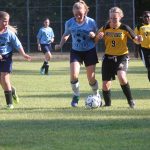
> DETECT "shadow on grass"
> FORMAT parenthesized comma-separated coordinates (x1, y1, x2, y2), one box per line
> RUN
(13, 69, 41, 76)
(0, 118, 150, 130)
(20, 88, 150, 100)
(13, 69, 68, 76)
(13, 68, 81, 76)
(0, 118, 150, 150)
(4, 107, 150, 117)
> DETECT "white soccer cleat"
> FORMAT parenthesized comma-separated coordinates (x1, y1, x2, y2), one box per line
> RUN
(7, 104, 14, 110)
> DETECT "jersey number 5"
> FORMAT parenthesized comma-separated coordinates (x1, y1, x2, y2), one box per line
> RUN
(112, 40, 116, 47)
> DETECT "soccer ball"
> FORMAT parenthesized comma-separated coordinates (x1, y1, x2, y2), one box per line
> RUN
(85, 95, 102, 109)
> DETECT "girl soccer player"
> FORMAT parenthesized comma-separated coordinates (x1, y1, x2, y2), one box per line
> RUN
(37, 18, 54, 75)
(0, 11, 31, 109)
(55, 0, 101, 107)
(95, 7, 143, 108)
(134, 11, 150, 81)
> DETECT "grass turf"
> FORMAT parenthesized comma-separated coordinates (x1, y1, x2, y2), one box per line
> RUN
(0, 59, 150, 150)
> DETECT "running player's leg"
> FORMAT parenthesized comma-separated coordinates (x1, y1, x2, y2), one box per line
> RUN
(70, 61, 80, 107)
(118, 70, 135, 108)
(40, 44, 52, 75)
(0, 53, 14, 109)
(44, 51, 52, 75)
(1, 72, 14, 109)
(117, 55, 135, 108)
(84, 48, 100, 97)
(102, 56, 114, 106)
(102, 81, 112, 106)
(86, 65, 99, 96)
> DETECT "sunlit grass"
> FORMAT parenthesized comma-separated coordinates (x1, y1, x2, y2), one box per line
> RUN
(0, 59, 150, 150)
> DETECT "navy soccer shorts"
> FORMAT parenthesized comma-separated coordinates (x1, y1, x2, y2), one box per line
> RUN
(41, 44, 52, 54)
(0, 52, 13, 73)
(70, 47, 99, 67)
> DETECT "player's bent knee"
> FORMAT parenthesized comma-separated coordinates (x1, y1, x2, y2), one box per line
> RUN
(89, 79, 97, 85)
(71, 79, 78, 84)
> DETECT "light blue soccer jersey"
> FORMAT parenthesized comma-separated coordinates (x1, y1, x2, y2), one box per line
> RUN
(37, 27, 54, 44)
(64, 16, 97, 51)
(0, 28, 23, 55)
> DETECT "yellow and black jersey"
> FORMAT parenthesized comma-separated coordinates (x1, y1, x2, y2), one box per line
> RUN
(134, 24, 150, 49)
(98, 23, 136, 56)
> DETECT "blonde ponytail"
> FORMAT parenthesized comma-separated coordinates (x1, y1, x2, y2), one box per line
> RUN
(8, 25, 17, 34)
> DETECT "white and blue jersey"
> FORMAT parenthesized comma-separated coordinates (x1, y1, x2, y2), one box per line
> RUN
(37, 27, 54, 44)
(64, 16, 97, 51)
(0, 28, 23, 55)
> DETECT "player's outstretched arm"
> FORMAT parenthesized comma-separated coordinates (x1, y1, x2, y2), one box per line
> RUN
(134, 44, 140, 58)
(94, 31, 104, 44)
(37, 39, 41, 51)
(18, 48, 31, 61)
(134, 35, 143, 44)
(55, 34, 70, 50)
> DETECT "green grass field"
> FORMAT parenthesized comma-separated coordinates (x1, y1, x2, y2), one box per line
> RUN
(0, 58, 150, 150)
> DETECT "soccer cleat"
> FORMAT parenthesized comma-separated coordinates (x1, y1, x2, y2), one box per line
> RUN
(71, 95, 79, 107)
(40, 68, 45, 75)
(104, 100, 111, 107)
(7, 104, 14, 109)
(129, 100, 135, 108)
(44, 65, 49, 75)
(12, 87, 19, 104)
